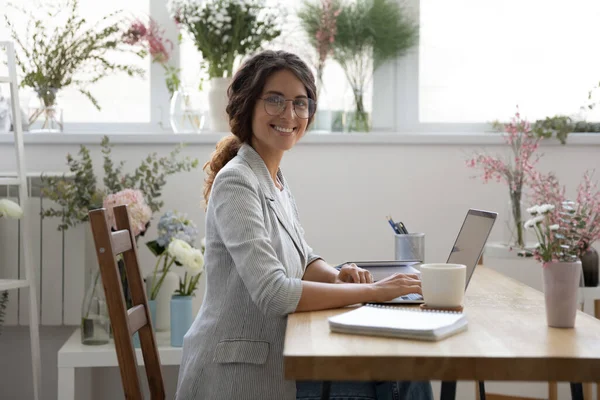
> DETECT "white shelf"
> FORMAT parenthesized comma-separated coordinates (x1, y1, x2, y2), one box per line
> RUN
(0, 76, 10, 83)
(0, 279, 30, 291)
(58, 328, 183, 368)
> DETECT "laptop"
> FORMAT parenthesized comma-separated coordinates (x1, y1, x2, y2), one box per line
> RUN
(353, 208, 497, 304)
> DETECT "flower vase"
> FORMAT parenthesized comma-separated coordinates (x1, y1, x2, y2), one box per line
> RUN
(580, 247, 599, 287)
(170, 295, 193, 347)
(81, 265, 110, 345)
(343, 88, 370, 133)
(28, 87, 63, 133)
(145, 269, 179, 331)
(542, 261, 581, 328)
(504, 193, 527, 249)
(207, 77, 232, 132)
(169, 89, 206, 133)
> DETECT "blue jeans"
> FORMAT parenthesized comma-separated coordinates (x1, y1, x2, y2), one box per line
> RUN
(296, 381, 434, 400)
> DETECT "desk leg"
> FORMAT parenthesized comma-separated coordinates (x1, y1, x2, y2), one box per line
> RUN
(571, 383, 584, 400)
(477, 381, 486, 400)
(320, 381, 331, 400)
(58, 367, 75, 400)
(440, 381, 456, 400)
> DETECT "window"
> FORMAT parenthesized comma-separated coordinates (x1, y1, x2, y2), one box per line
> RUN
(1, 0, 151, 129)
(178, 0, 368, 131)
(418, 0, 600, 124)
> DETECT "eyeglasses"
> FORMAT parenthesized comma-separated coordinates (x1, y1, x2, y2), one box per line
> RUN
(258, 95, 316, 119)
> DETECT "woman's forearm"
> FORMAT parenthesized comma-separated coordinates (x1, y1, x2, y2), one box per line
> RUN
(295, 280, 375, 312)
(302, 258, 339, 283)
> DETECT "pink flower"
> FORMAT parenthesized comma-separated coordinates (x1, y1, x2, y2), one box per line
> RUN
(314, 0, 341, 82)
(103, 189, 152, 237)
(466, 107, 541, 195)
(123, 18, 173, 64)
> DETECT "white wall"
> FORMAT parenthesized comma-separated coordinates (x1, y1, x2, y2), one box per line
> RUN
(0, 133, 599, 399)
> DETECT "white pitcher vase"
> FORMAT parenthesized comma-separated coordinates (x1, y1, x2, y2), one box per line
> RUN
(207, 77, 232, 132)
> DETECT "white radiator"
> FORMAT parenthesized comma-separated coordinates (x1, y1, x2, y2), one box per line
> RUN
(0, 175, 85, 326)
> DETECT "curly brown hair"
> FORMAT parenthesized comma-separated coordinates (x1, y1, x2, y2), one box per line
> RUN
(203, 50, 317, 206)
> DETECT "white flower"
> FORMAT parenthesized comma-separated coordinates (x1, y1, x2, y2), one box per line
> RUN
(549, 224, 560, 231)
(0, 199, 24, 219)
(527, 205, 540, 215)
(182, 248, 204, 275)
(538, 204, 555, 214)
(168, 238, 192, 262)
(524, 215, 544, 229)
(168, 238, 204, 275)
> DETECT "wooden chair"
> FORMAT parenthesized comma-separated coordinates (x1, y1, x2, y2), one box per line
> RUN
(88, 205, 165, 400)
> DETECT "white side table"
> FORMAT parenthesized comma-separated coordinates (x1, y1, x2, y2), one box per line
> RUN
(57, 328, 183, 400)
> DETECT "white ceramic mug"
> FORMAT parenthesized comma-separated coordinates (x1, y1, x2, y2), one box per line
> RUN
(420, 263, 466, 308)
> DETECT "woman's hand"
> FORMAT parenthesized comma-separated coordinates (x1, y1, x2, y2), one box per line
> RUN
(370, 273, 422, 303)
(334, 263, 374, 284)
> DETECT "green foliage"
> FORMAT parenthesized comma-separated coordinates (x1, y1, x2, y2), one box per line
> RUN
(0, 291, 8, 336)
(532, 115, 600, 145)
(40, 145, 103, 230)
(4, 0, 145, 109)
(40, 136, 199, 231)
(331, 0, 418, 131)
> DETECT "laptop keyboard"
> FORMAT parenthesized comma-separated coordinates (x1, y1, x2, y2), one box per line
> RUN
(400, 293, 423, 301)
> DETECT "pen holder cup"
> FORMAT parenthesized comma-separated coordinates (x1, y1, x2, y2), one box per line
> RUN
(394, 233, 425, 262)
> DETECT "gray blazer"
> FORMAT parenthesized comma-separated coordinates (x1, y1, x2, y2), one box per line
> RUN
(175, 144, 321, 400)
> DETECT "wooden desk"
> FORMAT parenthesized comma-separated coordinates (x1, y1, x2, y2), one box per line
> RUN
(284, 267, 600, 400)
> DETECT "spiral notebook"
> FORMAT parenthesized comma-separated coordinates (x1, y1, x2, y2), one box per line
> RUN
(328, 305, 468, 341)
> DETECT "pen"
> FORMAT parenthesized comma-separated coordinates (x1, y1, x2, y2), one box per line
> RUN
(396, 221, 409, 234)
(387, 216, 403, 234)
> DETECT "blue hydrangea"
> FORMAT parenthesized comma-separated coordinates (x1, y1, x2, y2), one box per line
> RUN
(156, 210, 198, 247)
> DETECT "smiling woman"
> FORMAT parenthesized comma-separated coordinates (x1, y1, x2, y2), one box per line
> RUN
(175, 49, 432, 400)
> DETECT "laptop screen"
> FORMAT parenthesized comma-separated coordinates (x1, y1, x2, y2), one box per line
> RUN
(446, 209, 497, 289)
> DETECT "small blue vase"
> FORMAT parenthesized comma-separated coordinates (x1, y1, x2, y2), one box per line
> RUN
(170, 295, 193, 347)
(134, 299, 157, 348)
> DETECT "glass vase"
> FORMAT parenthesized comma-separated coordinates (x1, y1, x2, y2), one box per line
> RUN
(81, 266, 110, 345)
(28, 87, 63, 133)
(343, 88, 370, 133)
(170, 89, 206, 133)
(504, 191, 527, 249)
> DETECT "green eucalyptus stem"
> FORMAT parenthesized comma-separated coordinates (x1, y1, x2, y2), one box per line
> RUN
(83, 268, 102, 320)
(149, 253, 164, 300)
(510, 190, 525, 248)
(150, 256, 176, 300)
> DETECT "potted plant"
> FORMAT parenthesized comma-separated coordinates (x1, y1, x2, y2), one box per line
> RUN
(145, 211, 199, 333)
(524, 203, 583, 328)
(167, 0, 281, 132)
(329, 0, 418, 132)
(532, 114, 600, 145)
(0, 198, 24, 335)
(528, 169, 600, 288)
(167, 238, 205, 347)
(466, 109, 541, 250)
(4, 0, 146, 132)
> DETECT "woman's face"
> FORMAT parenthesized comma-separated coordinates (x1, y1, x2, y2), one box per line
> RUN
(251, 69, 310, 155)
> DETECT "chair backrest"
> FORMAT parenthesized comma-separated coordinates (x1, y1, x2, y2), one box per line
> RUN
(88, 205, 165, 400)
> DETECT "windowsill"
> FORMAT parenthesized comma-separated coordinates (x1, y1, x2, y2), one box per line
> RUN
(0, 131, 599, 146)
